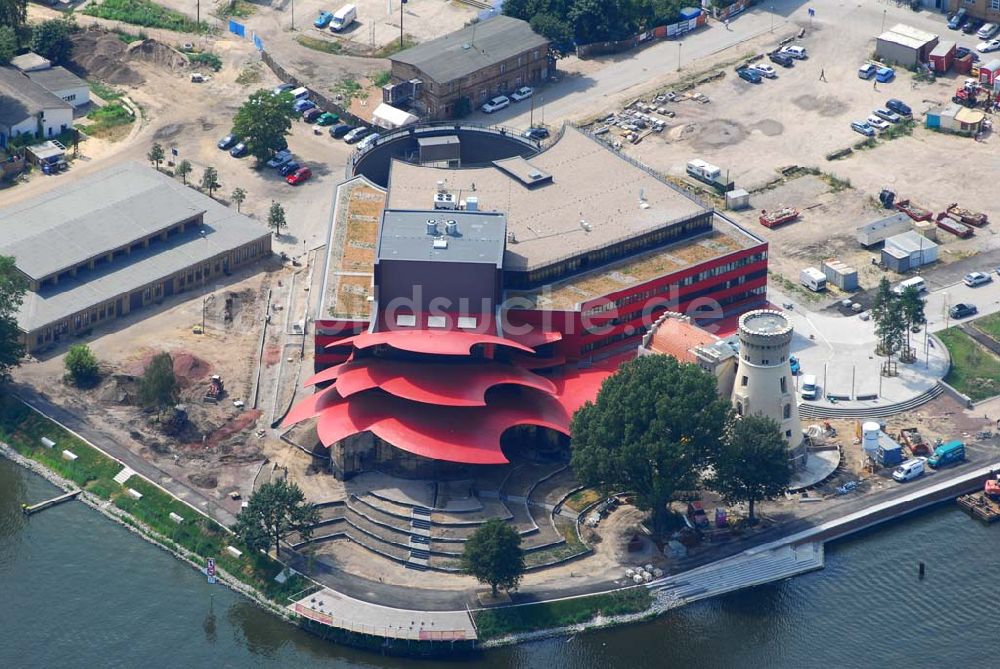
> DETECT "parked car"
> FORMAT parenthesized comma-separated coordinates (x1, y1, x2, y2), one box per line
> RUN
(314, 11, 334, 28)
(302, 108, 323, 123)
(293, 99, 316, 113)
(769, 51, 794, 67)
(875, 66, 895, 83)
(278, 161, 301, 176)
(329, 123, 353, 139)
(800, 374, 819, 400)
(964, 271, 992, 287)
(851, 120, 875, 137)
(781, 45, 807, 59)
(523, 126, 550, 140)
(272, 83, 294, 96)
(867, 115, 890, 130)
(266, 150, 293, 168)
(510, 86, 533, 102)
(873, 107, 901, 123)
(316, 112, 339, 126)
(948, 8, 967, 29)
(343, 126, 372, 143)
(737, 67, 762, 83)
(286, 166, 312, 185)
(963, 18, 983, 35)
(481, 95, 511, 113)
(977, 39, 1000, 53)
(789, 356, 800, 375)
(229, 142, 247, 157)
(885, 98, 912, 117)
(978, 22, 999, 39)
(955, 46, 980, 62)
(858, 63, 877, 79)
(217, 134, 238, 150)
(949, 303, 978, 319)
(751, 63, 777, 78)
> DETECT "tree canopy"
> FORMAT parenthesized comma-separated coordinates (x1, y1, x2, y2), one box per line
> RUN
(232, 479, 319, 557)
(871, 277, 907, 373)
(201, 166, 220, 197)
(461, 518, 525, 597)
(504, 0, 688, 45)
(570, 355, 731, 531)
(64, 344, 100, 388)
(231, 90, 296, 164)
(139, 352, 178, 409)
(0, 0, 27, 30)
(0, 255, 27, 382)
(30, 18, 74, 65)
(711, 414, 791, 524)
(147, 142, 165, 170)
(175, 159, 192, 184)
(0, 25, 16, 64)
(268, 201, 287, 235)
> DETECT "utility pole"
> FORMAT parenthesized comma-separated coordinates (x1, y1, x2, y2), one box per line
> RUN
(400, 0, 407, 49)
(677, 42, 682, 72)
(291, 0, 295, 30)
(196, 0, 200, 26)
(881, 9, 887, 34)
(530, 93, 535, 127)
(771, 6, 775, 33)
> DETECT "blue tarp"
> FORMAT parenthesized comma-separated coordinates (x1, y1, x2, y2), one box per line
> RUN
(253, 32, 264, 51)
(679, 7, 701, 20)
(229, 20, 246, 37)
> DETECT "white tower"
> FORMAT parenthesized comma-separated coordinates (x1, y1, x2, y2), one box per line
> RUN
(731, 310, 806, 469)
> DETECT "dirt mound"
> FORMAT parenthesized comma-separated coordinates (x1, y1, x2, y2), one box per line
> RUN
(126, 39, 190, 71)
(126, 350, 212, 387)
(204, 409, 262, 447)
(97, 374, 140, 404)
(71, 29, 144, 86)
(188, 472, 219, 489)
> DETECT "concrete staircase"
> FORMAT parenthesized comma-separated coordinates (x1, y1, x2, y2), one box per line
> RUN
(798, 382, 943, 420)
(113, 466, 136, 486)
(408, 507, 432, 570)
(650, 542, 825, 606)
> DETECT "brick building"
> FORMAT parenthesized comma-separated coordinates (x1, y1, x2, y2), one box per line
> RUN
(949, 0, 1000, 23)
(388, 16, 551, 120)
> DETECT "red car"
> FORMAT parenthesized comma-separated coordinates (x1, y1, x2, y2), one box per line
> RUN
(286, 166, 312, 185)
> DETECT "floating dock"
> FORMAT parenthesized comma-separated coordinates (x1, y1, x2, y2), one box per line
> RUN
(22, 489, 81, 515)
(957, 493, 1000, 524)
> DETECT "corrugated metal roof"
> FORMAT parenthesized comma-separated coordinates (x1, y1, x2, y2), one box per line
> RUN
(878, 23, 937, 50)
(390, 16, 548, 84)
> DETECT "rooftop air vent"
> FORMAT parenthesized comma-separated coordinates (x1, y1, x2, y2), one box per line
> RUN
(445, 220, 458, 236)
(425, 219, 437, 235)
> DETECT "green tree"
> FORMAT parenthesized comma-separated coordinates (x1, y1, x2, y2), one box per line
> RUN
(0, 255, 27, 382)
(268, 201, 287, 235)
(230, 187, 246, 212)
(64, 343, 100, 388)
(570, 355, 731, 533)
(30, 18, 74, 65)
(870, 277, 905, 375)
(0, 26, 17, 65)
(231, 89, 296, 164)
(200, 166, 220, 197)
(147, 142, 165, 170)
(711, 414, 791, 525)
(0, 0, 27, 30)
(899, 285, 926, 363)
(461, 518, 525, 597)
(232, 479, 319, 557)
(529, 13, 574, 44)
(175, 159, 192, 184)
(139, 352, 178, 410)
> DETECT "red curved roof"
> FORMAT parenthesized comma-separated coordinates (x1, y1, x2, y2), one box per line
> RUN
(289, 387, 570, 465)
(504, 329, 563, 349)
(305, 358, 556, 407)
(328, 330, 535, 356)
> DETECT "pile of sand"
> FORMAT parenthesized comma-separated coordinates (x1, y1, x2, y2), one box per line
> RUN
(71, 29, 189, 86)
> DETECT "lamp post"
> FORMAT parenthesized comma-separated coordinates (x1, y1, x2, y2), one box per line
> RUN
(400, 0, 407, 49)
(677, 42, 682, 72)
(881, 9, 887, 33)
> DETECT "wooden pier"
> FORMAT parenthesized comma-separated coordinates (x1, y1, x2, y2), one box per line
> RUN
(22, 489, 81, 515)
(957, 493, 1000, 524)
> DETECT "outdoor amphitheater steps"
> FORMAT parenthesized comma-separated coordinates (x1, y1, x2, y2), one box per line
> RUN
(798, 383, 944, 420)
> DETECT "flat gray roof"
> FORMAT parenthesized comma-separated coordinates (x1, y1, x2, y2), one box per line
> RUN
(377, 210, 506, 266)
(14, 162, 271, 332)
(390, 16, 548, 84)
(861, 212, 911, 232)
(0, 66, 71, 126)
(386, 126, 710, 270)
(417, 136, 459, 147)
(0, 163, 207, 281)
(26, 66, 88, 92)
(491, 156, 551, 186)
(9, 52, 51, 72)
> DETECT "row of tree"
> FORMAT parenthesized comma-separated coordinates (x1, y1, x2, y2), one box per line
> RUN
(503, 0, 691, 46)
(571, 355, 792, 530)
(0, 13, 75, 67)
(871, 277, 926, 374)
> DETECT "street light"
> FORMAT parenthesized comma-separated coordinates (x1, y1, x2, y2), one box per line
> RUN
(677, 42, 682, 72)
(770, 5, 775, 33)
(400, 0, 408, 49)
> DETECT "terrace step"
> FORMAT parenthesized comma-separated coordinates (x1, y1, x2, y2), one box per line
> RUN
(798, 383, 943, 420)
(113, 466, 136, 485)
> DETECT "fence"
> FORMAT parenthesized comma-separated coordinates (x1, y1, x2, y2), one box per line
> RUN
(260, 50, 370, 129)
(575, 13, 708, 58)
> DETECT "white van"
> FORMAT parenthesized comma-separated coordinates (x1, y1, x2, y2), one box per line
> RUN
(892, 457, 926, 482)
(330, 4, 357, 32)
(800, 374, 819, 400)
(892, 276, 925, 296)
(289, 86, 310, 101)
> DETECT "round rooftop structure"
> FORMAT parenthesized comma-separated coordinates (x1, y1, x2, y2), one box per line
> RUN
(739, 310, 792, 337)
(350, 123, 540, 188)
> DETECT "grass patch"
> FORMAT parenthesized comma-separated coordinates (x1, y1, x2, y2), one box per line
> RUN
(819, 172, 852, 193)
(372, 35, 417, 58)
(769, 271, 821, 302)
(0, 394, 309, 602)
(235, 61, 261, 86)
(972, 312, 1000, 341)
(295, 34, 341, 54)
(113, 28, 147, 43)
(89, 81, 124, 102)
(188, 51, 222, 71)
(883, 118, 915, 141)
(85, 102, 136, 139)
(371, 70, 391, 87)
(938, 327, 1000, 401)
(84, 0, 210, 33)
(473, 588, 651, 640)
(565, 488, 602, 512)
(332, 77, 366, 101)
(215, 0, 255, 19)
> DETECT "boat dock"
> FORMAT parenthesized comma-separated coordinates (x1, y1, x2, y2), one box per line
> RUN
(957, 493, 1000, 524)
(22, 489, 81, 515)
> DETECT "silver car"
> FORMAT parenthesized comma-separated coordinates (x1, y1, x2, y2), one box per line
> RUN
(964, 271, 992, 287)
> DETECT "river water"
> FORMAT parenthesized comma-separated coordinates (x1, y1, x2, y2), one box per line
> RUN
(2, 458, 998, 669)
